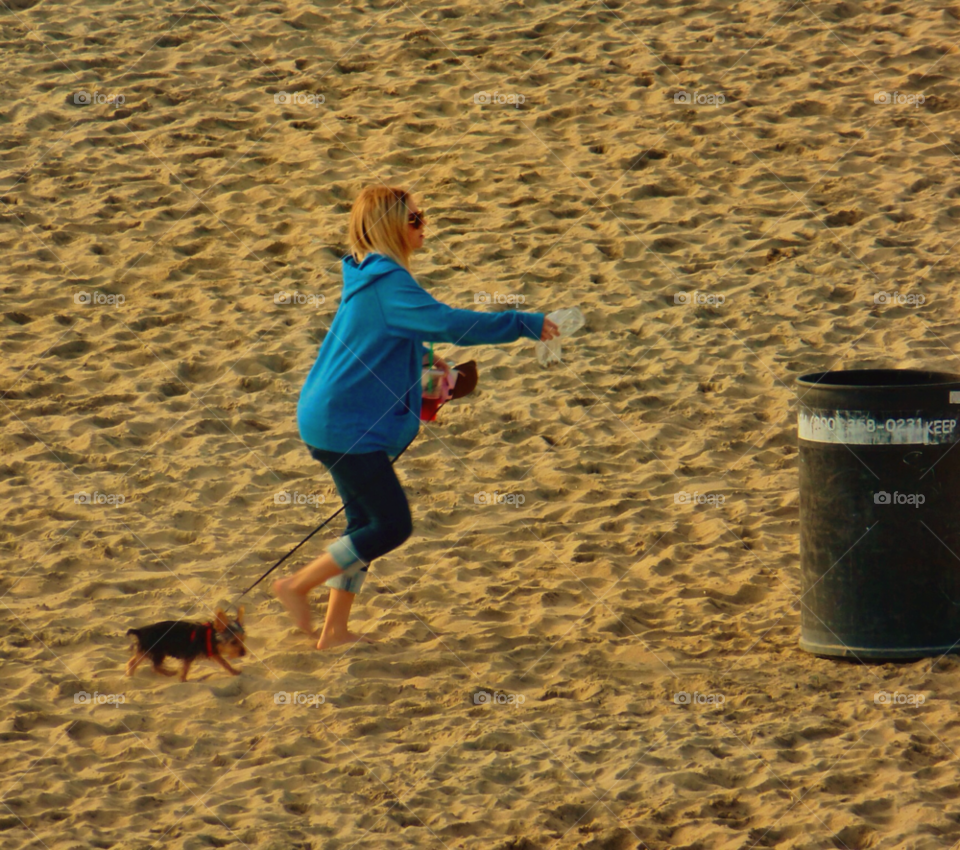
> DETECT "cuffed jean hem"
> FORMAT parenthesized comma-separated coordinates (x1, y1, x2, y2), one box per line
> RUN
(327, 535, 367, 573)
(323, 568, 367, 595)
(324, 535, 368, 594)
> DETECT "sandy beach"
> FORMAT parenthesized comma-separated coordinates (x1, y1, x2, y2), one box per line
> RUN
(2, 0, 960, 847)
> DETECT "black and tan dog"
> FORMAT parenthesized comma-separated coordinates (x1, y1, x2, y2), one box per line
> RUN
(126, 608, 246, 682)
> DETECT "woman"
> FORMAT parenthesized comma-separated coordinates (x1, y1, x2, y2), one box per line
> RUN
(273, 186, 559, 649)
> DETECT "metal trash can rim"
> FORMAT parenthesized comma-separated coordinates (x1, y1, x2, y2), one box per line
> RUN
(798, 369, 960, 391)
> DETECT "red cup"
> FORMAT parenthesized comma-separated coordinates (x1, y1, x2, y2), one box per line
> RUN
(420, 396, 442, 421)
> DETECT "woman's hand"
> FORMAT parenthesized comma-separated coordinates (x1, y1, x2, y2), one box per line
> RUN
(540, 318, 560, 342)
(423, 353, 451, 374)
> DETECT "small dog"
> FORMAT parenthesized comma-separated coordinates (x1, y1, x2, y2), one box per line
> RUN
(126, 607, 247, 682)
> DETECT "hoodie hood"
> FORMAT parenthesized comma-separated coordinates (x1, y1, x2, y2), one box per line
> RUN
(341, 253, 405, 302)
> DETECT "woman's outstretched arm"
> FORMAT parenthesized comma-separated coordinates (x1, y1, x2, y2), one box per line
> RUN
(378, 269, 545, 346)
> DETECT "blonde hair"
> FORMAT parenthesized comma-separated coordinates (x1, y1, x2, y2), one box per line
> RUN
(348, 186, 415, 270)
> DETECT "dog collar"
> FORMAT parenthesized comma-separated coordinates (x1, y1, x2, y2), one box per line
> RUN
(189, 623, 216, 657)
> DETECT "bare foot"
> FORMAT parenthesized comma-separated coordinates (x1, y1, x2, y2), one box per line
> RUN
(316, 630, 373, 650)
(273, 577, 314, 634)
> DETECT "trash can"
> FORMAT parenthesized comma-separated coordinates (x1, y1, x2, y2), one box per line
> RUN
(797, 369, 960, 659)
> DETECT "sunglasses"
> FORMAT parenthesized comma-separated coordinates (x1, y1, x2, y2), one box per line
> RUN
(408, 209, 426, 229)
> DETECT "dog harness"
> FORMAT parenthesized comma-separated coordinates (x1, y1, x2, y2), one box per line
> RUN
(189, 623, 215, 657)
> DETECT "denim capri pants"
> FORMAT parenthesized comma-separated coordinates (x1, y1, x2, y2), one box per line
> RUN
(307, 445, 413, 595)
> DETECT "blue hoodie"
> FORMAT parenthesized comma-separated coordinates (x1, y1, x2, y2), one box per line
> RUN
(297, 253, 545, 456)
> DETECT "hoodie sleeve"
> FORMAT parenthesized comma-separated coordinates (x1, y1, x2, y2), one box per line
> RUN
(379, 270, 544, 345)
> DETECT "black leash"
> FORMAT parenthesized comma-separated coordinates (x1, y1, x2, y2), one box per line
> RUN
(236, 434, 418, 601)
